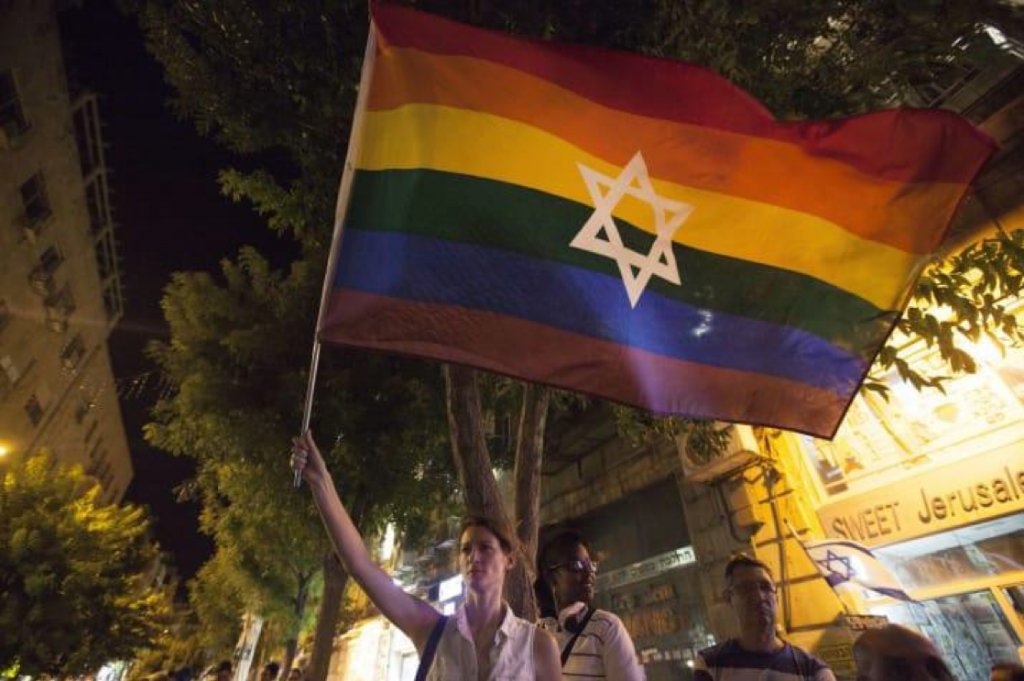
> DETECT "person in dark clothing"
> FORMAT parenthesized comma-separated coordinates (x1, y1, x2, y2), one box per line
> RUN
(694, 554, 835, 681)
(259, 663, 280, 681)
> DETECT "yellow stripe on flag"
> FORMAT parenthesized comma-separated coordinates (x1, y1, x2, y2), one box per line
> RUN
(358, 104, 923, 310)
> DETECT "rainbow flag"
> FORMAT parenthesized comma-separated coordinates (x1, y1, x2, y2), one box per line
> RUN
(318, 3, 996, 438)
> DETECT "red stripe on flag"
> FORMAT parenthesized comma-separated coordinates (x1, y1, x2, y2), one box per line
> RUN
(371, 2, 996, 185)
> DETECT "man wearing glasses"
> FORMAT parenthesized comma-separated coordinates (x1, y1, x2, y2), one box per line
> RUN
(538, 531, 645, 681)
(695, 555, 835, 681)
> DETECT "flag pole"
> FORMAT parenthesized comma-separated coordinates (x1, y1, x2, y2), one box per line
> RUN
(783, 518, 854, 615)
(295, 21, 379, 486)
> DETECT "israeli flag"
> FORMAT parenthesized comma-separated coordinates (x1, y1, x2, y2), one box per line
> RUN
(803, 538, 914, 602)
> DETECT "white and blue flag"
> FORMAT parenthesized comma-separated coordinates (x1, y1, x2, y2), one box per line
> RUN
(803, 538, 914, 602)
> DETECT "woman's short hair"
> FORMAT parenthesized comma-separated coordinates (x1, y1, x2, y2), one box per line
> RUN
(460, 515, 514, 554)
(853, 624, 955, 681)
(724, 554, 773, 583)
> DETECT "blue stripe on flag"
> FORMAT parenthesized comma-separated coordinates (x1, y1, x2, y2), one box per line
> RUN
(333, 229, 867, 394)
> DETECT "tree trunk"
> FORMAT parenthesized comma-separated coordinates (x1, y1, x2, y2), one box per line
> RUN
(305, 552, 349, 681)
(513, 384, 550, 572)
(281, 571, 313, 678)
(443, 364, 537, 619)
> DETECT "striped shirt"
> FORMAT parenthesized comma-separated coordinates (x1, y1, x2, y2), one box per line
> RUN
(541, 604, 645, 681)
(694, 640, 835, 681)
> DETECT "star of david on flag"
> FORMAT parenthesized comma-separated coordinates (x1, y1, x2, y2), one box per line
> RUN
(571, 151, 694, 307)
(802, 538, 914, 602)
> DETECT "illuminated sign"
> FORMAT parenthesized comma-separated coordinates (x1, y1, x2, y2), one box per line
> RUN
(596, 546, 696, 591)
(818, 444, 1024, 547)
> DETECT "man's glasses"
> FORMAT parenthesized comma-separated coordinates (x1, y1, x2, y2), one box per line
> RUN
(730, 580, 777, 596)
(550, 559, 599, 575)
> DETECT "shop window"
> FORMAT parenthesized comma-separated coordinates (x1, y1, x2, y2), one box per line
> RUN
(60, 334, 86, 372)
(20, 173, 51, 226)
(0, 70, 30, 142)
(874, 591, 1021, 681)
(876, 515, 1024, 592)
(800, 330, 1024, 500)
(24, 394, 44, 426)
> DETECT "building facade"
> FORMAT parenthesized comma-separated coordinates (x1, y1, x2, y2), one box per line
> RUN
(0, 0, 131, 503)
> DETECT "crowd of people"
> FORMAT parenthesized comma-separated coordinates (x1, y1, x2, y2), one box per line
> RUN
(144, 657, 304, 681)
(290, 430, 1024, 681)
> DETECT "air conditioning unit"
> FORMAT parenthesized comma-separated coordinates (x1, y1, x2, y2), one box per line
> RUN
(676, 424, 760, 482)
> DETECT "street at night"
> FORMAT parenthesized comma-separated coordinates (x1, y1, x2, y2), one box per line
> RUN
(2, 2, 1023, 681)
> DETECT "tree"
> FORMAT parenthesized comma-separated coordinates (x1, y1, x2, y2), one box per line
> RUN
(0, 453, 171, 677)
(129, 0, 1024, 618)
(145, 247, 456, 679)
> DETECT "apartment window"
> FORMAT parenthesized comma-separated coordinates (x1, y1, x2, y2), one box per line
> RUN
(44, 284, 75, 333)
(1, 354, 21, 386)
(94, 237, 113, 280)
(85, 175, 109, 233)
(75, 395, 94, 424)
(103, 284, 121, 322)
(0, 70, 30, 140)
(24, 394, 44, 426)
(20, 173, 51, 225)
(60, 334, 86, 372)
(85, 420, 100, 444)
(38, 245, 63, 275)
(29, 247, 62, 297)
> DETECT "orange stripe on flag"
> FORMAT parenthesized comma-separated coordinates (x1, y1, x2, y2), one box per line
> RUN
(369, 46, 967, 255)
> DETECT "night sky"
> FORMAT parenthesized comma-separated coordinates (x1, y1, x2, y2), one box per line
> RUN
(60, 0, 299, 580)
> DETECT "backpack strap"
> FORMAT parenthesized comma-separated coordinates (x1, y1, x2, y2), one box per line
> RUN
(560, 607, 597, 667)
(415, 615, 449, 681)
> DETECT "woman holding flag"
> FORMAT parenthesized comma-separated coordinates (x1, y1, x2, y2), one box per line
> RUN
(291, 430, 562, 681)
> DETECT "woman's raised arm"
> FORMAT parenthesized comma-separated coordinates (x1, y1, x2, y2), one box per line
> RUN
(291, 430, 439, 649)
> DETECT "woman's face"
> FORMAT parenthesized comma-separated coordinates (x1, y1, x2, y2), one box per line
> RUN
(460, 525, 512, 593)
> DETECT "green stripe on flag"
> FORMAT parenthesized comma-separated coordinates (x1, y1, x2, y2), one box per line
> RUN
(345, 168, 895, 360)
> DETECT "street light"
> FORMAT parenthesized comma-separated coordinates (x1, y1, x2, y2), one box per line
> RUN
(0, 443, 9, 459)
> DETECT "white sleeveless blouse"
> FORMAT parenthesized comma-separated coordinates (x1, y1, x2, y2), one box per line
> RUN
(426, 602, 537, 681)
